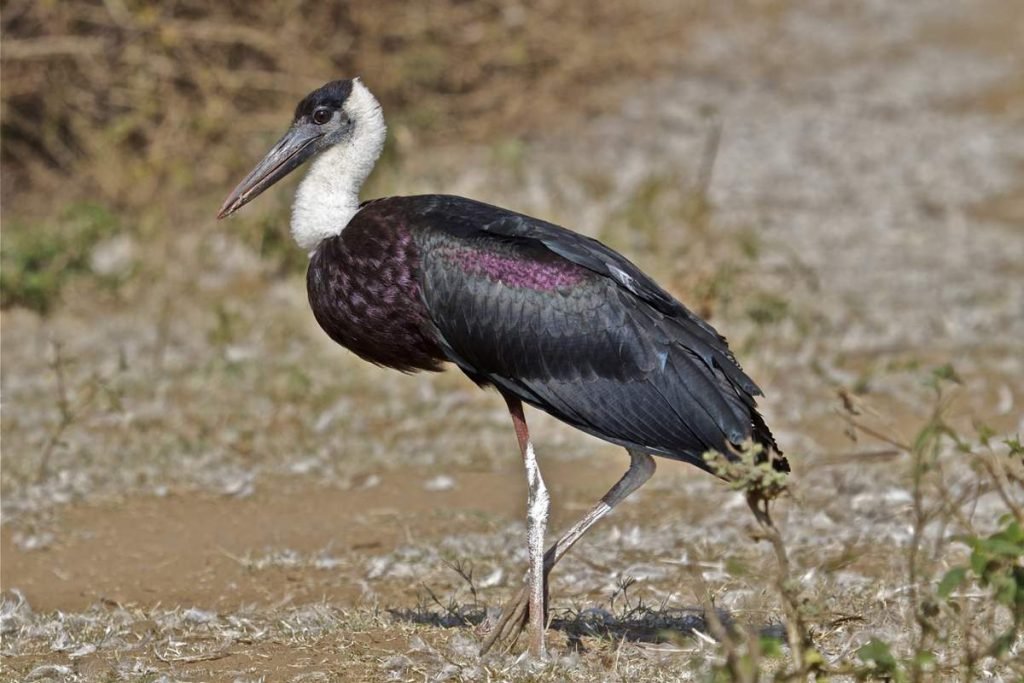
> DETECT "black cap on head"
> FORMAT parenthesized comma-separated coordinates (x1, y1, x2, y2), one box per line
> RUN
(293, 79, 355, 123)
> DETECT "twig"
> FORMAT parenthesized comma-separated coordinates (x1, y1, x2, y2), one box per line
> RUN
(976, 453, 1024, 525)
(37, 340, 74, 481)
(836, 410, 911, 452)
(3, 37, 106, 60)
(443, 558, 480, 605)
(154, 648, 232, 664)
(746, 493, 809, 676)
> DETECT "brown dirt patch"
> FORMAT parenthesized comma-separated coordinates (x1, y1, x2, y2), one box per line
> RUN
(2, 457, 634, 614)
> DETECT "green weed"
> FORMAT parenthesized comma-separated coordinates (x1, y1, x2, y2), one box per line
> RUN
(0, 202, 124, 314)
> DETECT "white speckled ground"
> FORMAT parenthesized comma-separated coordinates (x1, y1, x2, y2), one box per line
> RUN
(3, 1, 1022, 680)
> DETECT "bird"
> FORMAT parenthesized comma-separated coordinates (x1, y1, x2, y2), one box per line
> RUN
(218, 77, 788, 658)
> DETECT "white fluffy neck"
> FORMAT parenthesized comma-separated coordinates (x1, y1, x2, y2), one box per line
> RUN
(291, 79, 386, 253)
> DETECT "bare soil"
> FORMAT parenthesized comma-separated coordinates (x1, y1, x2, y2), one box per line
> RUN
(3, 1, 1023, 681)
(2, 460, 625, 614)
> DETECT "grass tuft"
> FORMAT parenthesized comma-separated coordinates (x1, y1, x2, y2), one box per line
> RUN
(1, 202, 124, 314)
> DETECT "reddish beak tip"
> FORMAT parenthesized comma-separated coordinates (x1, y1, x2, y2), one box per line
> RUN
(216, 199, 236, 220)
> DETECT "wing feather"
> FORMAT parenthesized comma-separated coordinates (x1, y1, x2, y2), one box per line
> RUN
(410, 195, 783, 472)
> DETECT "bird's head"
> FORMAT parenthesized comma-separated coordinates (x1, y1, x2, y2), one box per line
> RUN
(218, 79, 367, 219)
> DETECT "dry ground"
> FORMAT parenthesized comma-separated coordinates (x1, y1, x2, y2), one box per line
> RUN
(3, 1, 1023, 681)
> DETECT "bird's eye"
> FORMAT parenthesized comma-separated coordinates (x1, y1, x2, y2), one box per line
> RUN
(312, 108, 332, 125)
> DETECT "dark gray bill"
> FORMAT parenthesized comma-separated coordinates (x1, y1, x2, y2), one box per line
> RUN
(217, 126, 323, 219)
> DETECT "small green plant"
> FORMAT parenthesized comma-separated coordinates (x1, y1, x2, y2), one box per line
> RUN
(694, 366, 1023, 682)
(855, 638, 905, 681)
(703, 441, 790, 501)
(939, 515, 1024, 655)
(843, 367, 1024, 682)
(1, 202, 122, 314)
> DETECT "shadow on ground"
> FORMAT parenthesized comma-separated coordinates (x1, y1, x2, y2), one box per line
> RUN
(390, 601, 787, 649)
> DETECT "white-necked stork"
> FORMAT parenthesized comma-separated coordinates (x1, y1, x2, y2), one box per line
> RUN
(218, 78, 788, 657)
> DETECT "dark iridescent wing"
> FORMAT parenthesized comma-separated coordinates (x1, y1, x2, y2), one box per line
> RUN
(412, 196, 781, 471)
(420, 196, 763, 394)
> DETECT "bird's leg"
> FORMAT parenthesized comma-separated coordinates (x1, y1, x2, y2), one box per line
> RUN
(502, 394, 550, 658)
(480, 449, 656, 655)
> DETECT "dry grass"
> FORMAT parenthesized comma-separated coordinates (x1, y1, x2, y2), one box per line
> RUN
(3, 0, 1024, 681)
(1, 0, 694, 217)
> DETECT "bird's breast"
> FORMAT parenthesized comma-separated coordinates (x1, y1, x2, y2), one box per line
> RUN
(306, 215, 446, 373)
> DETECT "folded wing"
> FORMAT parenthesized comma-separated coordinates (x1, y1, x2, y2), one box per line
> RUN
(414, 196, 784, 473)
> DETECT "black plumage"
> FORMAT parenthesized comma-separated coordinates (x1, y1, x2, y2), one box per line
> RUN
(309, 194, 785, 474)
(218, 78, 787, 657)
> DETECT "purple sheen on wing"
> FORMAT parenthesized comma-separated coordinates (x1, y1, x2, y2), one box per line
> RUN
(448, 248, 587, 290)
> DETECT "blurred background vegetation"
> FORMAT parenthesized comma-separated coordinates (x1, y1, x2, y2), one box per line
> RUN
(1, 0, 701, 312)
(3, 3, 1022, 679)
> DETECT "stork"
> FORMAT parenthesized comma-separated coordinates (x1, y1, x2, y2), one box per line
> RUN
(218, 78, 788, 657)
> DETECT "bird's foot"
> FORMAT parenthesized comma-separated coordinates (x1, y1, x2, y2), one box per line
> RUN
(478, 584, 537, 656)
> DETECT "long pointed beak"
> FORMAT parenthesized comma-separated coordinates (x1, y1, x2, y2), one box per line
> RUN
(217, 126, 323, 219)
